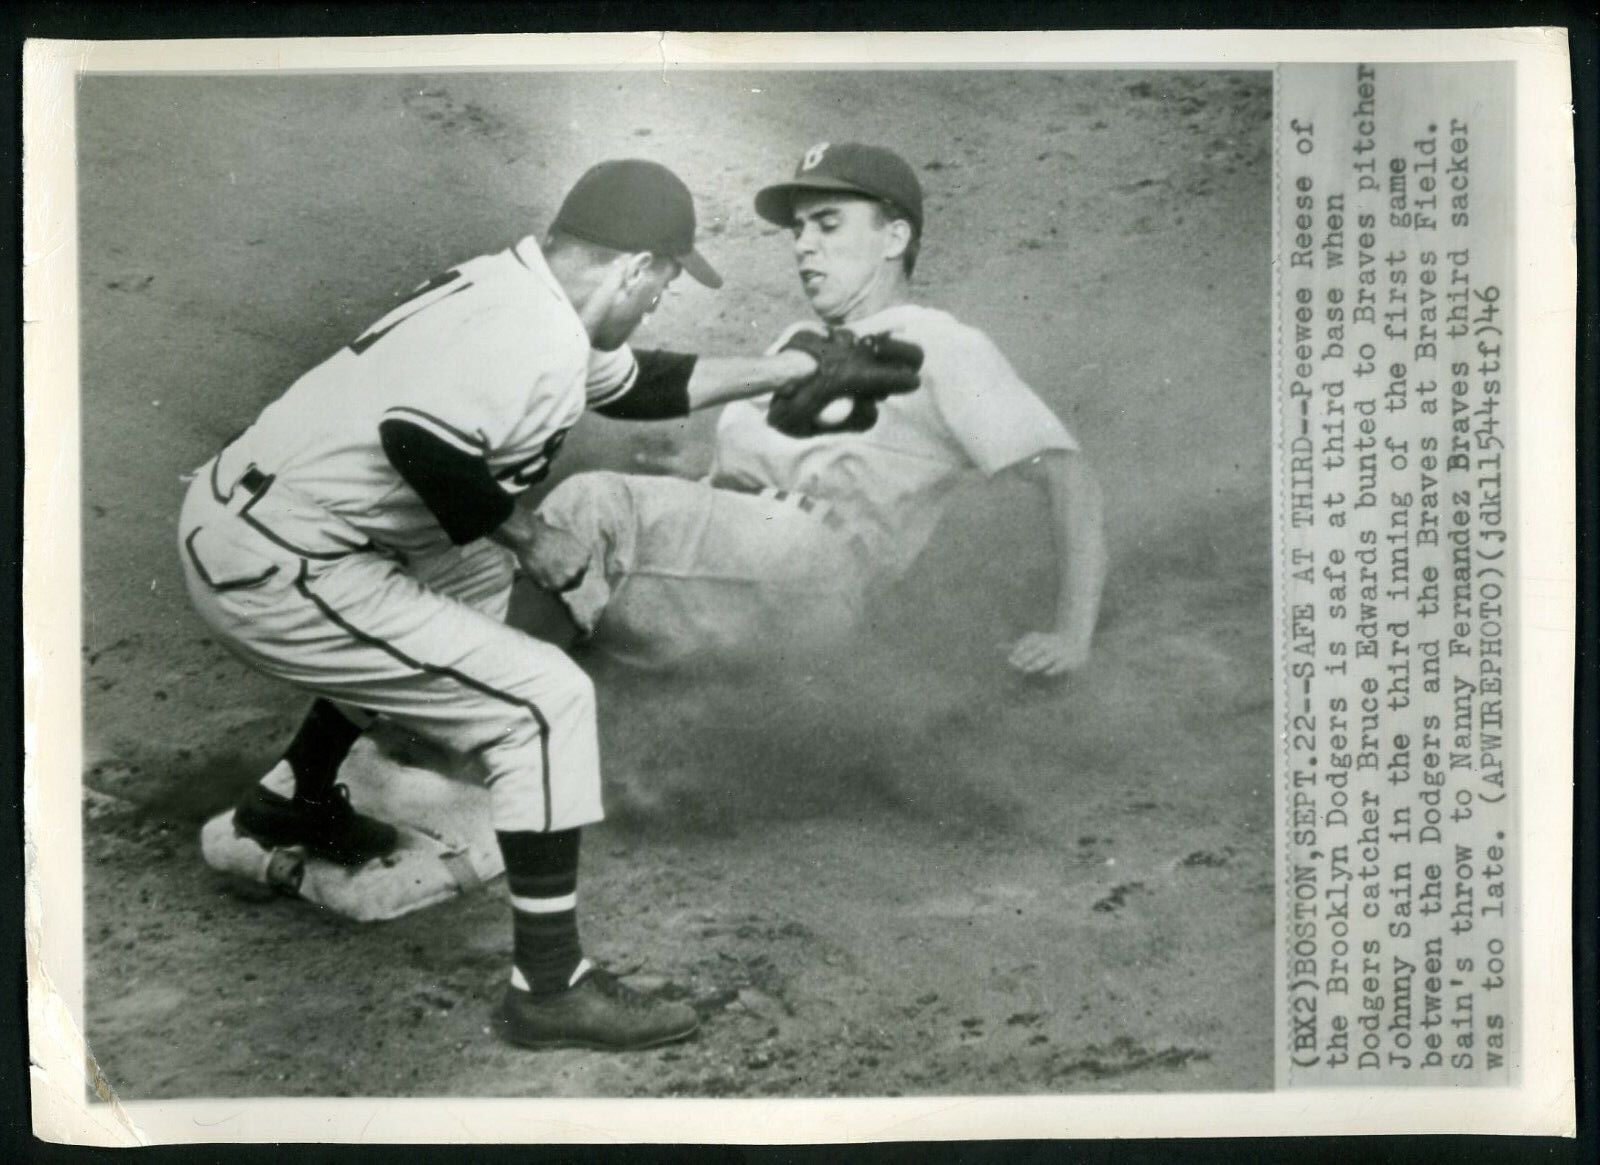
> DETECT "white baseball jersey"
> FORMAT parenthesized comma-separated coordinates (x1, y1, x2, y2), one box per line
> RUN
(182, 238, 635, 834)
(214, 238, 638, 559)
(710, 303, 1078, 578)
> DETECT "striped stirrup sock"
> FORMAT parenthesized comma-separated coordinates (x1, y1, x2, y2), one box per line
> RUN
(497, 828, 584, 996)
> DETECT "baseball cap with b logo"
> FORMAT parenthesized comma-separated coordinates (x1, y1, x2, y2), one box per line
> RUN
(552, 159, 723, 288)
(754, 142, 924, 231)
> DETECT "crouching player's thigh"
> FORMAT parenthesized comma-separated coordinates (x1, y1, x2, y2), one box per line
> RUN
(409, 538, 518, 620)
(182, 537, 601, 834)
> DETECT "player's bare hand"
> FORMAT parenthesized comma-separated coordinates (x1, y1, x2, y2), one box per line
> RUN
(1006, 632, 1088, 679)
(521, 515, 592, 594)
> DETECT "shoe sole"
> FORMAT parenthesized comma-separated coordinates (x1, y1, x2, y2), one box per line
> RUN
(492, 1010, 700, 1053)
(232, 820, 392, 869)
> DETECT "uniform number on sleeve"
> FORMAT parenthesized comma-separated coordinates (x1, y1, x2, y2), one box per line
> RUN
(497, 428, 571, 491)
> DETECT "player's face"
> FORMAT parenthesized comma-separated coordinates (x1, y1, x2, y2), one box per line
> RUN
(594, 255, 680, 351)
(789, 194, 901, 323)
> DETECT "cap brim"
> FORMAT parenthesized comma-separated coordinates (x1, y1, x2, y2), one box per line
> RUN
(754, 177, 883, 226)
(678, 247, 722, 290)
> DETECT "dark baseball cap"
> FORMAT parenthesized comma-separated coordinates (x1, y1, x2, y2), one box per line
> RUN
(552, 159, 722, 289)
(754, 142, 924, 231)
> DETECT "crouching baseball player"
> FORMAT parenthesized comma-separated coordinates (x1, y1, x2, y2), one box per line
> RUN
(531, 143, 1108, 676)
(179, 159, 920, 1052)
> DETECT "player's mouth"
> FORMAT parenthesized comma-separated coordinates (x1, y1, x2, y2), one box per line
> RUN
(799, 268, 825, 292)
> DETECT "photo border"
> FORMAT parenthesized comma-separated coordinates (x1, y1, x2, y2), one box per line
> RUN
(19, 26, 1578, 1147)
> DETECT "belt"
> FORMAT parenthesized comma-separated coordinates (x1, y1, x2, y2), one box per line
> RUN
(709, 474, 867, 552)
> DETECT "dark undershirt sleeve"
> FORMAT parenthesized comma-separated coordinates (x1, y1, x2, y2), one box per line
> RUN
(593, 349, 698, 420)
(379, 418, 515, 545)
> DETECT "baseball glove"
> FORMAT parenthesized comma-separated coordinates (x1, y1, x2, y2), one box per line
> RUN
(768, 328, 924, 438)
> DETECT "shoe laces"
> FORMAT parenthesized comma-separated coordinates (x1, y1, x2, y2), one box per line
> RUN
(582, 967, 661, 1011)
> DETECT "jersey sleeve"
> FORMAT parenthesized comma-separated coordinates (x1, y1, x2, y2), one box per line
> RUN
(929, 328, 1079, 475)
(593, 350, 697, 420)
(379, 418, 514, 544)
(583, 345, 640, 407)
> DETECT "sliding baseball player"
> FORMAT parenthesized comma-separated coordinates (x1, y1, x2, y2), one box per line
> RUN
(533, 142, 1108, 677)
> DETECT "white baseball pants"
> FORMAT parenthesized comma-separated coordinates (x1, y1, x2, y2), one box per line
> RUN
(533, 471, 873, 670)
(178, 462, 601, 832)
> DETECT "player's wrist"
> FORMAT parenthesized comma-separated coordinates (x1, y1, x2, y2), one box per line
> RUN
(771, 348, 818, 385)
(1057, 630, 1093, 662)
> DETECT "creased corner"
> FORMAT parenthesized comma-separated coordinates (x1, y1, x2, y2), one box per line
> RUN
(26, 813, 147, 1146)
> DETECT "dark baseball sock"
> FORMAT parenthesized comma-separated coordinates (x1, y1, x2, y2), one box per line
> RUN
(497, 828, 585, 996)
(283, 699, 365, 802)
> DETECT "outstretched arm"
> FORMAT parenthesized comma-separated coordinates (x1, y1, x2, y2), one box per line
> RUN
(596, 330, 922, 422)
(686, 352, 818, 410)
(591, 349, 818, 420)
(1007, 449, 1107, 678)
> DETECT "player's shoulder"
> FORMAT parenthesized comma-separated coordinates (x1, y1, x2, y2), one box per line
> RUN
(767, 318, 825, 354)
(872, 304, 998, 352)
(463, 254, 587, 349)
(872, 306, 1015, 380)
(460, 298, 587, 377)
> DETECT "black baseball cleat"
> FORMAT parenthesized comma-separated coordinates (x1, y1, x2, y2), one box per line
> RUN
(232, 782, 400, 867)
(493, 967, 700, 1052)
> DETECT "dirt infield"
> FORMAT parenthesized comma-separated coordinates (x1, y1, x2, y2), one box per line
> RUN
(79, 68, 1273, 1098)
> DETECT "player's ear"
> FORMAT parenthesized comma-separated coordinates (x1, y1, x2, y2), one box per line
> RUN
(620, 250, 656, 287)
(881, 218, 912, 264)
